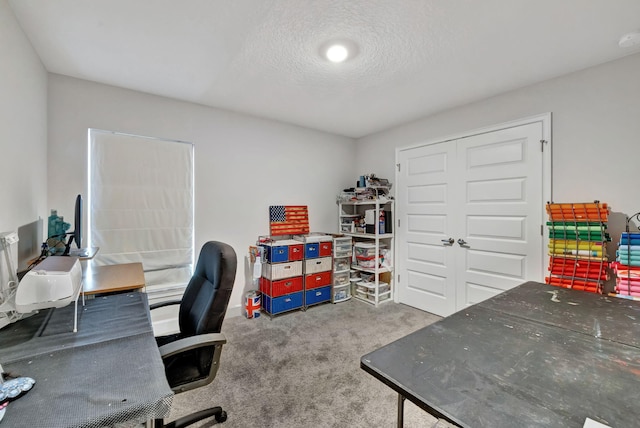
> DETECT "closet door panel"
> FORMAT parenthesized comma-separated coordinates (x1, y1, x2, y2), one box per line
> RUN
(397, 142, 457, 316)
(455, 122, 544, 310)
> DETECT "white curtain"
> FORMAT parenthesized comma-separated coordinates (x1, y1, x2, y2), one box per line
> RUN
(89, 129, 194, 291)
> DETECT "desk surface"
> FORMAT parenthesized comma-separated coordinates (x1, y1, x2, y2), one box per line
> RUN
(361, 282, 640, 427)
(0, 293, 173, 427)
(83, 262, 145, 295)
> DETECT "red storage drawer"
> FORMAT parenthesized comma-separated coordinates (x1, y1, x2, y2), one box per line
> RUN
(260, 276, 303, 297)
(288, 244, 304, 261)
(305, 271, 332, 290)
(319, 241, 333, 257)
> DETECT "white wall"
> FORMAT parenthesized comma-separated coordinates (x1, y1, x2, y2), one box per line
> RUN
(47, 74, 356, 312)
(356, 52, 640, 242)
(0, 0, 47, 234)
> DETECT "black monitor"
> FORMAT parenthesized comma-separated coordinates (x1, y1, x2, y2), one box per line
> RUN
(63, 194, 83, 256)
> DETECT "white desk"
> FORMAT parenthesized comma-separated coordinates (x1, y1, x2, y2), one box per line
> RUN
(83, 262, 145, 295)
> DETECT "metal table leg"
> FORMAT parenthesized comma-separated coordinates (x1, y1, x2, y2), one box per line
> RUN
(397, 393, 406, 427)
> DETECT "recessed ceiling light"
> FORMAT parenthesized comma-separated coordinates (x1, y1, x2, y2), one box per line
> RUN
(320, 40, 358, 63)
(619, 31, 640, 48)
(326, 44, 349, 63)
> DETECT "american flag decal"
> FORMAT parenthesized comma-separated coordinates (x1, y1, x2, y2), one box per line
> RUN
(269, 205, 310, 236)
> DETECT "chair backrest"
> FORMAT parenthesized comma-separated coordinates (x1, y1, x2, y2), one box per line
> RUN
(179, 241, 237, 337)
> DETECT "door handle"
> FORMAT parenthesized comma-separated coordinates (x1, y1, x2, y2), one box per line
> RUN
(441, 238, 454, 245)
(457, 238, 468, 247)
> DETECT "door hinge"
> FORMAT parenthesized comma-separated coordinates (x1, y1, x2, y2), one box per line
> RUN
(397, 219, 400, 228)
(540, 139, 548, 152)
(397, 274, 400, 283)
(541, 224, 543, 236)
(396, 163, 401, 172)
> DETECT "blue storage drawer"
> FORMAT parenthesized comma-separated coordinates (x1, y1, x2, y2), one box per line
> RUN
(262, 291, 303, 315)
(305, 286, 331, 306)
(304, 243, 319, 259)
(261, 244, 289, 263)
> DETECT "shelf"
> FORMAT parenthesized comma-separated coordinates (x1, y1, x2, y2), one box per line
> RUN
(343, 232, 393, 239)
(351, 264, 393, 274)
(353, 293, 392, 306)
(338, 198, 394, 307)
(340, 199, 392, 206)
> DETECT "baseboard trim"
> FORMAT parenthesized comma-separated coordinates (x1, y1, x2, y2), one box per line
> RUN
(227, 304, 243, 318)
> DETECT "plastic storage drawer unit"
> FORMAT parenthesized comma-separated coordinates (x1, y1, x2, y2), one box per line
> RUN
(354, 242, 386, 258)
(333, 271, 350, 287)
(334, 258, 349, 272)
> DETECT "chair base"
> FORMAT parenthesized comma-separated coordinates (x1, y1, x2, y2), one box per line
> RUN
(156, 407, 227, 428)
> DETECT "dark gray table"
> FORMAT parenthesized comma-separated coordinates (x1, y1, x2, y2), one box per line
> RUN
(0, 293, 173, 427)
(361, 281, 640, 427)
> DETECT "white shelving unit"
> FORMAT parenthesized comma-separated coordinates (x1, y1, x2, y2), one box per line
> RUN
(337, 189, 394, 307)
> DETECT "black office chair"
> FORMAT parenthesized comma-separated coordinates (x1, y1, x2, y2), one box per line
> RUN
(151, 241, 237, 428)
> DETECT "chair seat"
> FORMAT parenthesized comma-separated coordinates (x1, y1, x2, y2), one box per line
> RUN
(157, 333, 215, 389)
(164, 348, 212, 389)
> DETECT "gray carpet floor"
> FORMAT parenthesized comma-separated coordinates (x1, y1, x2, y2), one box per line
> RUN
(166, 299, 448, 427)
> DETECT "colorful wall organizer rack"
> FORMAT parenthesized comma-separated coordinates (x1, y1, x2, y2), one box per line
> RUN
(612, 211, 640, 299)
(545, 202, 610, 293)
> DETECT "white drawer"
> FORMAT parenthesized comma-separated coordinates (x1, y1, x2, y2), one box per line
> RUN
(333, 271, 350, 286)
(262, 261, 303, 280)
(304, 257, 332, 274)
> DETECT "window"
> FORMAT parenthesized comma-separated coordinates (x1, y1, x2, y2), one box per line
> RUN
(88, 129, 194, 294)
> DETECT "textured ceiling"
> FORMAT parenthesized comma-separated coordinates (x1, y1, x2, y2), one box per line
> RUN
(8, 0, 640, 138)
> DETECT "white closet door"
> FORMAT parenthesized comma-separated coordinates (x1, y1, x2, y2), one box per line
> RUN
(455, 122, 544, 310)
(397, 119, 548, 317)
(396, 141, 458, 316)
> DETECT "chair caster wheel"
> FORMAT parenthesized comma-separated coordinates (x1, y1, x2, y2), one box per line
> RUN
(215, 410, 227, 423)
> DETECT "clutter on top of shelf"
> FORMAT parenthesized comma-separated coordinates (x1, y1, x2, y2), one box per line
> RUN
(337, 174, 393, 202)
